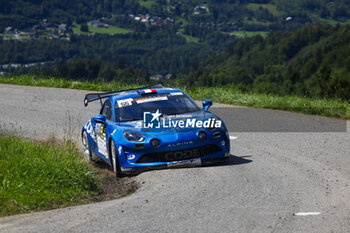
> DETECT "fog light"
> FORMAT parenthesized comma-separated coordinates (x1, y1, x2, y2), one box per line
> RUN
(221, 140, 225, 146)
(198, 131, 207, 140)
(212, 131, 221, 138)
(150, 138, 160, 147)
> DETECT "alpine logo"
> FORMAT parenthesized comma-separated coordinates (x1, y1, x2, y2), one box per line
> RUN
(167, 141, 194, 147)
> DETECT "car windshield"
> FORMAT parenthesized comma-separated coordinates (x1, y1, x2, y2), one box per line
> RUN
(115, 92, 200, 122)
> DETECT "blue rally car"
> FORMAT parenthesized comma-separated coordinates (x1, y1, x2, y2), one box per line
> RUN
(82, 85, 230, 177)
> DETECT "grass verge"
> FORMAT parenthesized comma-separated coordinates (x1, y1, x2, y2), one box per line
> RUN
(0, 75, 349, 119)
(184, 87, 349, 119)
(0, 134, 138, 216)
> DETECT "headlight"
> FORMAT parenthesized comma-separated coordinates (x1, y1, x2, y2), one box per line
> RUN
(206, 125, 217, 131)
(123, 130, 145, 142)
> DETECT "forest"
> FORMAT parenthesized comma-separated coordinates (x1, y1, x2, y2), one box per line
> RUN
(0, 27, 237, 74)
(181, 24, 350, 101)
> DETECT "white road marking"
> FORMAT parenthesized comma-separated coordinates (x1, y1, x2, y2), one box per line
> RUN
(294, 212, 321, 216)
(229, 136, 238, 140)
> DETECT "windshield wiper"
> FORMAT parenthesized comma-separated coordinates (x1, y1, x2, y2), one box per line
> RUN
(161, 110, 197, 117)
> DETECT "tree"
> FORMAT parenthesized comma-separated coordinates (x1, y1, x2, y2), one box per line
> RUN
(80, 24, 88, 32)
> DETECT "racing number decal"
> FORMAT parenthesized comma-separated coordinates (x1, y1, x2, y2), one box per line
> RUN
(95, 123, 108, 158)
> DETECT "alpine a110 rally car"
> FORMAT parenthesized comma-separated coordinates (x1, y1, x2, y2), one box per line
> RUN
(82, 85, 230, 177)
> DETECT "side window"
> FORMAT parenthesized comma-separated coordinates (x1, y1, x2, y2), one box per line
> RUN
(101, 100, 113, 121)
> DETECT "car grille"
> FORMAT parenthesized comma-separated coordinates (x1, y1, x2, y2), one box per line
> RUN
(136, 144, 221, 163)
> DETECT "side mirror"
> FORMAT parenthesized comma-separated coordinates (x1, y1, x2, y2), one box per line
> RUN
(202, 100, 213, 111)
(94, 115, 106, 125)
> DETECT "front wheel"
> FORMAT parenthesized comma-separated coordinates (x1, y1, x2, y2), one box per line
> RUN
(110, 140, 124, 178)
(82, 131, 92, 163)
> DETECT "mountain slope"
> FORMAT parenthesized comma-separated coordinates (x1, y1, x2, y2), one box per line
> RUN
(187, 23, 350, 101)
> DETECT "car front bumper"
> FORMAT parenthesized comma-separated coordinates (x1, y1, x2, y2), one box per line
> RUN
(119, 145, 230, 174)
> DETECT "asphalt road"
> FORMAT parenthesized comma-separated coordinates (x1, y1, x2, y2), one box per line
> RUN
(0, 84, 349, 233)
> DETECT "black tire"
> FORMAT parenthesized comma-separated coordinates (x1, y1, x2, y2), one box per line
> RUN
(110, 140, 124, 178)
(82, 131, 93, 163)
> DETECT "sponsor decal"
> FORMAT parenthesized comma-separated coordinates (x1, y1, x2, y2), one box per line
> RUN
(136, 96, 168, 104)
(117, 98, 133, 108)
(120, 167, 134, 172)
(167, 114, 193, 119)
(85, 120, 96, 141)
(164, 148, 201, 161)
(169, 92, 183, 96)
(85, 120, 92, 133)
(118, 146, 122, 155)
(133, 97, 148, 102)
(96, 123, 107, 157)
(100, 125, 104, 140)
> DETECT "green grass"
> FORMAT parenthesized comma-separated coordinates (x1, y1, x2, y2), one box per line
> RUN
(72, 25, 81, 34)
(179, 33, 200, 43)
(184, 87, 349, 119)
(176, 18, 189, 27)
(138, 0, 156, 9)
(73, 24, 132, 35)
(0, 75, 349, 119)
(0, 135, 101, 216)
(0, 34, 28, 39)
(0, 34, 15, 39)
(247, 3, 279, 16)
(177, 29, 200, 43)
(231, 31, 269, 38)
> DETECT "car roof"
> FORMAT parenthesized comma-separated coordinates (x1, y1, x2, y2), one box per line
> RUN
(108, 87, 184, 102)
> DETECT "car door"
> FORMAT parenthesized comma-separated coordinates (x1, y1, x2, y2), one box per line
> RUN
(94, 100, 113, 161)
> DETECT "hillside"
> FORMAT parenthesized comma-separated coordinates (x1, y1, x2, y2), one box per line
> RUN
(2, 0, 350, 32)
(184, 23, 350, 101)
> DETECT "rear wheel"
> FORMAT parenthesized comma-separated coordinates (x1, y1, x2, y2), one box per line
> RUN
(82, 131, 92, 163)
(110, 140, 123, 178)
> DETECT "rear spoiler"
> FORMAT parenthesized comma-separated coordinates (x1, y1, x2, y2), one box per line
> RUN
(84, 84, 163, 107)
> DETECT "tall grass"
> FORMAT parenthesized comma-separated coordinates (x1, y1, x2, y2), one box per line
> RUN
(0, 135, 101, 216)
(0, 75, 349, 119)
(184, 87, 350, 119)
